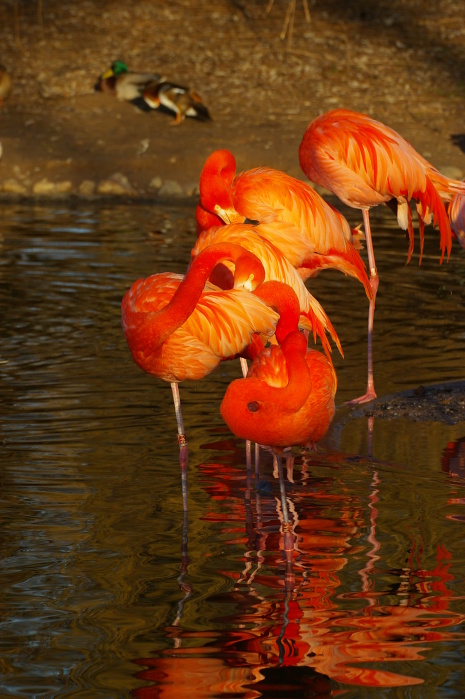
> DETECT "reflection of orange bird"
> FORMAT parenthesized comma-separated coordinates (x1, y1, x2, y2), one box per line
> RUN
(121, 242, 279, 483)
(299, 108, 465, 403)
(192, 222, 343, 360)
(220, 282, 337, 451)
(197, 149, 372, 297)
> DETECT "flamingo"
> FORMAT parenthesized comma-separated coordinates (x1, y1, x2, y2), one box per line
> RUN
(220, 281, 337, 551)
(191, 222, 343, 361)
(197, 149, 372, 298)
(121, 242, 280, 509)
(299, 108, 465, 403)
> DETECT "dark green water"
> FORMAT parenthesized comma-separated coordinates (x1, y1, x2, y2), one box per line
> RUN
(0, 202, 464, 698)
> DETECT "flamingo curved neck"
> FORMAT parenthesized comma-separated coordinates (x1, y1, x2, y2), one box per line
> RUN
(253, 281, 300, 344)
(199, 150, 237, 214)
(137, 242, 264, 351)
(243, 332, 311, 413)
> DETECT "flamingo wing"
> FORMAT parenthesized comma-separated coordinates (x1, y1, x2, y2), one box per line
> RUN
(234, 167, 355, 254)
(299, 108, 457, 261)
(192, 223, 343, 358)
(181, 286, 279, 359)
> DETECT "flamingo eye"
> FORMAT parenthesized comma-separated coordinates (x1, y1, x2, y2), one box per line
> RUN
(247, 401, 259, 413)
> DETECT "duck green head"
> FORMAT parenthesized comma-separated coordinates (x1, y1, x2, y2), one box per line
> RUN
(111, 60, 129, 75)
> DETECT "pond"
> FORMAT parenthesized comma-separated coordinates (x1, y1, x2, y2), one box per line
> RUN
(0, 201, 464, 698)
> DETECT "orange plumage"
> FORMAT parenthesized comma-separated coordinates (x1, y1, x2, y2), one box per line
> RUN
(122, 272, 278, 382)
(220, 282, 337, 450)
(191, 222, 343, 360)
(299, 108, 464, 264)
(197, 149, 372, 300)
(298, 108, 465, 403)
(221, 336, 336, 449)
(121, 242, 280, 469)
(121, 243, 279, 384)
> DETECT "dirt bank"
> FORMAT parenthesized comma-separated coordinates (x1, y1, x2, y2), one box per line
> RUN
(0, 0, 464, 199)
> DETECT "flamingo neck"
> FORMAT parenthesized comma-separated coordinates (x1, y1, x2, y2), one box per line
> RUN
(275, 331, 312, 411)
(199, 149, 237, 215)
(146, 242, 265, 349)
(253, 281, 300, 343)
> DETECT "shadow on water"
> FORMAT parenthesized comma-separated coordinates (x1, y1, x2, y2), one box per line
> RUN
(0, 202, 464, 697)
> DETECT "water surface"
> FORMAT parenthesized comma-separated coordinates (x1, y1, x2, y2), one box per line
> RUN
(0, 202, 464, 698)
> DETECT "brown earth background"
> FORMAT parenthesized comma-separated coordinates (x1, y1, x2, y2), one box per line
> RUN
(1, 0, 465, 199)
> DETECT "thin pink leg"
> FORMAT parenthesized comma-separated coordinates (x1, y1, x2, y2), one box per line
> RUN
(347, 208, 379, 405)
(171, 382, 189, 512)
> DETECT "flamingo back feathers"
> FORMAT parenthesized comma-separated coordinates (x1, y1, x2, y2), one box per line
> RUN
(122, 272, 279, 383)
(192, 223, 343, 358)
(299, 108, 460, 263)
(221, 343, 336, 448)
(233, 166, 355, 254)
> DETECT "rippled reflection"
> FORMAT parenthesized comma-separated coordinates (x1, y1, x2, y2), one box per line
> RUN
(131, 443, 465, 696)
(0, 203, 464, 697)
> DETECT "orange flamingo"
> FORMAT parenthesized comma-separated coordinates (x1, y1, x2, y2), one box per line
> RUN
(197, 149, 372, 294)
(220, 281, 336, 549)
(191, 222, 343, 361)
(121, 242, 280, 508)
(299, 108, 465, 403)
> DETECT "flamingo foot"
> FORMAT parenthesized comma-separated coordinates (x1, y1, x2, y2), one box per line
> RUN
(346, 388, 377, 405)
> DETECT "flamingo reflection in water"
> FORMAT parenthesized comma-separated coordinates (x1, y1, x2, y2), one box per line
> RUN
(131, 448, 465, 695)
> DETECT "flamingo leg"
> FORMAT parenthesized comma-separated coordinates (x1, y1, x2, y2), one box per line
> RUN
(172, 508, 192, 627)
(171, 381, 189, 512)
(273, 451, 294, 553)
(241, 357, 259, 472)
(347, 209, 378, 405)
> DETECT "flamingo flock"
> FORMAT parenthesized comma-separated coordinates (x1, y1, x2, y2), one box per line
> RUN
(122, 108, 465, 508)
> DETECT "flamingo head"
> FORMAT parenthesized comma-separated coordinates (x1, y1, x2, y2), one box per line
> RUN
(199, 149, 243, 224)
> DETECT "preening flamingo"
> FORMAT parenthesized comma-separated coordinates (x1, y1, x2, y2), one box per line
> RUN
(191, 222, 343, 361)
(197, 149, 372, 300)
(220, 281, 337, 549)
(299, 108, 465, 403)
(121, 242, 280, 508)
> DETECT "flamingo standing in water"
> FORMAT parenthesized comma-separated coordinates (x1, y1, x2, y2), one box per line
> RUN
(197, 149, 372, 297)
(299, 108, 465, 402)
(220, 281, 337, 550)
(121, 242, 281, 508)
(191, 222, 343, 361)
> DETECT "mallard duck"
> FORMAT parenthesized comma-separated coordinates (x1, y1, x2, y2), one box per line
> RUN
(95, 60, 162, 103)
(143, 81, 211, 125)
(0, 64, 12, 106)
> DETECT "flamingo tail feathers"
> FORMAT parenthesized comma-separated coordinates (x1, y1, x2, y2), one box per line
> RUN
(301, 244, 374, 303)
(300, 307, 343, 361)
(416, 176, 453, 264)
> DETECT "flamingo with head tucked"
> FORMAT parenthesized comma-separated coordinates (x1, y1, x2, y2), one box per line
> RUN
(220, 281, 337, 549)
(121, 242, 280, 508)
(299, 108, 465, 403)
